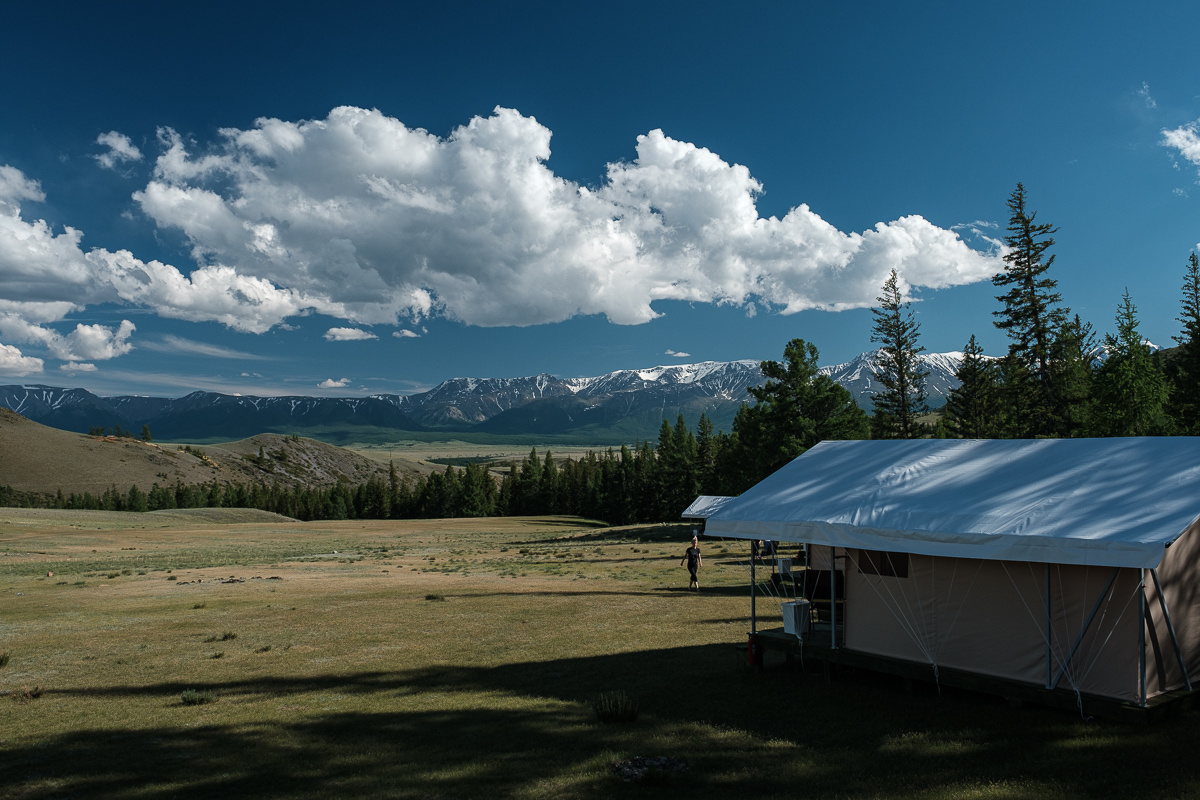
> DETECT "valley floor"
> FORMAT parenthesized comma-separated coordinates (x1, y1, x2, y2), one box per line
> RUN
(2, 512, 1200, 798)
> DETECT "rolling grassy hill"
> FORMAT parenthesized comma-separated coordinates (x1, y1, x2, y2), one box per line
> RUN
(0, 409, 426, 497)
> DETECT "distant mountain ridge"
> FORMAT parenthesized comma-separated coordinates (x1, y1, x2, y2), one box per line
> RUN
(0, 351, 966, 442)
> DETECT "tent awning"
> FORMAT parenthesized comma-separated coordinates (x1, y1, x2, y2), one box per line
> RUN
(681, 495, 736, 520)
(704, 438, 1200, 569)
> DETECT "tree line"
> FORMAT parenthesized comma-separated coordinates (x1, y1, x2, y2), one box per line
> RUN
(3, 183, 1197, 524)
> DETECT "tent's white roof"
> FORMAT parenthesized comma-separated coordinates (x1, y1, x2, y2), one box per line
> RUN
(681, 495, 736, 520)
(705, 438, 1200, 569)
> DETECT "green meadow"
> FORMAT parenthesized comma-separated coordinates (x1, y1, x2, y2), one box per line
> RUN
(3, 508, 1200, 799)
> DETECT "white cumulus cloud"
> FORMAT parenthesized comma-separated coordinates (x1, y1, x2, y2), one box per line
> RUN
(318, 377, 351, 388)
(60, 361, 98, 373)
(94, 131, 144, 170)
(324, 327, 378, 341)
(0, 107, 1002, 356)
(666, 349, 690, 358)
(393, 329, 419, 338)
(1163, 121, 1200, 171)
(0, 342, 44, 376)
(132, 106, 1000, 328)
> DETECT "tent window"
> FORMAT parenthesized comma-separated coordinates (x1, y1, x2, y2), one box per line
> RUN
(858, 550, 909, 578)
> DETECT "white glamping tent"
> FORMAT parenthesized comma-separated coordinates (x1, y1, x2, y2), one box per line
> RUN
(705, 438, 1200, 707)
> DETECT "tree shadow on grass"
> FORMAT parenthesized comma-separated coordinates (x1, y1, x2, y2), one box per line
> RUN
(12, 644, 1200, 799)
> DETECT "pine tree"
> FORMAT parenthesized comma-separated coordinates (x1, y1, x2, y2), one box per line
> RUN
(1090, 290, 1171, 437)
(943, 334, 1001, 438)
(992, 183, 1067, 436)
(869, 269, 930, 438)
(1047, 313, 1096, 436)
(1170, 251, 1200, 433)
(730, 338, 868, 491)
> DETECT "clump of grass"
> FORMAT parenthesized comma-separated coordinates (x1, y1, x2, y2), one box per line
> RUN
(166, 575, 177, 581)
(593, 690, 639, 724)
(14, 685, 43, 703)
(106, 572, 120, 579)
(180, 688, 217, 705)
(255, 645, 272, 653)
(425, 593, 446, 601)
(202, 632, 237, 642)
(193, 603, 207, 609)
(210, 651, 225, 659)
(0, 651, 10, 669)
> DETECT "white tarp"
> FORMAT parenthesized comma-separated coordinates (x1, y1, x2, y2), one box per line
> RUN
(705, 438, 1200, 569)
(680, 495, 736, 520)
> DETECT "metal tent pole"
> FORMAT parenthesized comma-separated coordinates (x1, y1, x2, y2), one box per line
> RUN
(1150, 569, 1193, 692)
(750, 542, 757, 636)
(1045, 564, 1052, 689)
(1139, 570, 1148, 708)
(830, 546, 838, 650)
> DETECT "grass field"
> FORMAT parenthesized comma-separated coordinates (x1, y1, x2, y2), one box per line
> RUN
(3, 509, 1200, 799)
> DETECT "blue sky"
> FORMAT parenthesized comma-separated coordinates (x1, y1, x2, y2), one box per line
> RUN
(1, 1, 1198, 398)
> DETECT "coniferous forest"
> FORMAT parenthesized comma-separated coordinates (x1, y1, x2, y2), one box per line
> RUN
(4, 185, 1200, 524)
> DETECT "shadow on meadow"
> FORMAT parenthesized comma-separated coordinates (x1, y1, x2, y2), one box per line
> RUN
(12, 643, 1200, 798)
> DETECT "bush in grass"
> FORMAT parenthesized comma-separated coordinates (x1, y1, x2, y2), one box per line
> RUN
(180, 688, 217, 705)
(0, 651, 10, 669)
(593, 690, 639, 724)
(14, 685, 43, 703)
(425, 593, 446, 601)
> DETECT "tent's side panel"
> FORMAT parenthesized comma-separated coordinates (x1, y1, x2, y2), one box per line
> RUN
(843, 552, 1143, 701)
(1044, 564, 1140, 703)
(843, 553, 1046, 684)
(1144, 519, 1200, 698)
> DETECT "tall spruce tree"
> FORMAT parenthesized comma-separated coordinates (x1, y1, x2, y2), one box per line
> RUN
(1090, 290, 1171, 437)
(1170, 251, 1200, 433)
(992, 183, 1067, 436)
(943, 334, 1001, 438)
(869, 269, 930, 438)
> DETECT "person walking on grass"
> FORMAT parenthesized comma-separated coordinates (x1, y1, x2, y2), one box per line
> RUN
(681, 535, 703, 590)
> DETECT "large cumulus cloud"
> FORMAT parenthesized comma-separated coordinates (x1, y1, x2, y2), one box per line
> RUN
(135, 106, 1000, 327)
(0, 106, 1001, 374)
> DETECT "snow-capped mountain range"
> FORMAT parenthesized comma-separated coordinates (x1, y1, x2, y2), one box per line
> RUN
(0, 351, 965, 442)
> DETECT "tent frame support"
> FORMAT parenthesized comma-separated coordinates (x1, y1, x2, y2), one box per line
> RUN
(830, 546, 839, 650)
(750, 542, 757, 636)
(1051, 567, 1120, 690)
(1044, 564, 1052, 689)
(1139, 571, 1148, 708)
(1149, 568, 1193, 692)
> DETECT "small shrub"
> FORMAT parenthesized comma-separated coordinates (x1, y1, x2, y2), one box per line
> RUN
(256, 645, 272, 653)
(193, 603, 206, 609)
(121, 569, 132, 575)
(210, 652, 224, 659)
(425, 593, 446, 601)
(106, 572, 120, 579)
(180, 688, 217, 705)
(167, 575, 177, 581)
(203, 632, 237, 643)
(593, 690, 639, 724)
(0, 651, 10, 669)
(14, 685, 43, 702)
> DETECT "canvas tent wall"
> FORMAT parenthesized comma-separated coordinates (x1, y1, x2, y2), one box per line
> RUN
(704, 438, 1200, 705)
